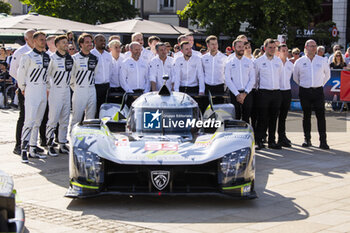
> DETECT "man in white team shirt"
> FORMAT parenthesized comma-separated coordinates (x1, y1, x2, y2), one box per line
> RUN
(120, 42, 150, 107)
(225, 39, 255, 123)
(46, 35, 56, 56)
(173, 41, 205, 111)
(277, 44, 294, 148)
(185, 32, 202, 57)
(174, 34, 201, 59)
(149, 42, 174, 91)
(9, 29, 36, 155)
(108, 39, 126, 103)
(293, 39, 330, 149)
(254, 38, 283, 150)
(201, 35, 227, 105)
(91, 34, 114, 117)
(125, 32, 154, 63)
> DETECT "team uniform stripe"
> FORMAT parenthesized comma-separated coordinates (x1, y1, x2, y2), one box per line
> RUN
(30, 68, 40, 82)
(34, 68, 43, 82)
(56, 72, 66, 85)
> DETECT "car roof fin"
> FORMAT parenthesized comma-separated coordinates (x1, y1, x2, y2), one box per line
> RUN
(158, 75, 171, 96)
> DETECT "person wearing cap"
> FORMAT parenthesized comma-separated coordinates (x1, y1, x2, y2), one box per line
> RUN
(225, 46, 233, 56)
(91, 34, 114, 118)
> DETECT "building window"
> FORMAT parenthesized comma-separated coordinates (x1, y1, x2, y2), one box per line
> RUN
(160, 0, 174, 9)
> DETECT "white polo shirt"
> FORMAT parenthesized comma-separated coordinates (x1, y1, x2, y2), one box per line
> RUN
(201, 51, 227, 86)
(225, 55, 255, 96)
(254, 54, 283, 90)
(293, 55, 330, 88)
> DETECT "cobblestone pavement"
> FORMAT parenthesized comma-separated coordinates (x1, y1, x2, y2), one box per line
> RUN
(1, 108, 350, 233)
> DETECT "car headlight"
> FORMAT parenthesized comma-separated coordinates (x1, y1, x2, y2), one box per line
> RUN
(220, 147, 251, 178)
(73, 148, 103, 183)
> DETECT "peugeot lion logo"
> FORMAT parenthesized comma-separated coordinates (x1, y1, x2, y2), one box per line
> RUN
(151, 171, 170, 190)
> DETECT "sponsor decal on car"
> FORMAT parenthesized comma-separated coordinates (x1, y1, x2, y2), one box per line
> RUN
(143, 109, 221, 130)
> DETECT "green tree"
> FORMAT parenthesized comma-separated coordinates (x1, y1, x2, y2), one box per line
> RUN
(20, 0, 139, 24)
(178, 0, 323, 47)
(0, 1, 12, 14)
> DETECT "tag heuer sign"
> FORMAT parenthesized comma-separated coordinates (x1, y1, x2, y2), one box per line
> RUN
(151, 171, 170, 190)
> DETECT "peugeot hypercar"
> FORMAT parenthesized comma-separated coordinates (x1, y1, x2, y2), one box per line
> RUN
(66, 85, 256, 199)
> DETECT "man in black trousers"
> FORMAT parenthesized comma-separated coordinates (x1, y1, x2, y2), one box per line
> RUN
(277, 44, 294, 147)
(254, 38, 283, 150)
(293, 39, 330, 149)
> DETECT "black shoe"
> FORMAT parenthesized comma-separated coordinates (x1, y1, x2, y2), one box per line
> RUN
(52, 142, 58, 148)
(21, 150, 28, 163)
(278, 138, 292, 148)
(302, 140, 312, 147)
(13, 146, 21, 155)
(59, 144, 69, 154)
(319, 142, 330, 150)
(268, 142, 282, 149)
(29, 147, 47, 159)
(285, 137, 291, 144)
(35, 146, 44, 153)
(47, 146, 58, 157)
(256, 142, 265, 150)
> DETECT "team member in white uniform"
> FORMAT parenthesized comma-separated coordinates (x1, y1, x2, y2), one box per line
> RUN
(173, 41, 205, 111)
(17, 31, 50, 163)
(277, 44, 294, 147)
(202, 35, 227, 104)
(46, 35, 73, 156)
(70, 33, 98, 130)
(293, 39, 330, 149)
(173, 41, 204, 94)
(124, 32, 154, 63)
(174, 35, 201, 59)
(225, 39, 255, 123)
(108, 39, 125, 103)
(9, 29, 36, 155)
(120, 42, 150, 94)
(149, 42, 174, 91)
(254, 38, 283, 150)
(91, 34, 114, 117)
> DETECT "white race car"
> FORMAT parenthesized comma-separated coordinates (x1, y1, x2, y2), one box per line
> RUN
(66, 84, 256, 199)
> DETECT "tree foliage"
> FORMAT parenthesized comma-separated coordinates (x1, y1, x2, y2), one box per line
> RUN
(178, 0, 323, 47)
(0, 1, 12, 14)
(20, 0, 139, 25)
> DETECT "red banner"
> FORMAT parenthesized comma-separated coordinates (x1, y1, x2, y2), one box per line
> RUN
(340, 71, 350, 101)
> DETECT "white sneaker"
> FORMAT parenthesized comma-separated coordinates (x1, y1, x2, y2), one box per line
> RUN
(29, 146, 47, 159)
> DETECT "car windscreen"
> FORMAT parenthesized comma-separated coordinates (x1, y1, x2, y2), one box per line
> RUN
(128, 107, 200, 135)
